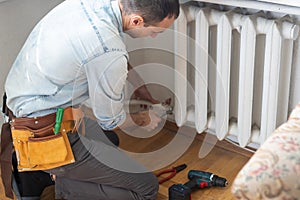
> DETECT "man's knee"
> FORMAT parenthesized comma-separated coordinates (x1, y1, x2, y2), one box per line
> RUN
(141, 173, 159, 200)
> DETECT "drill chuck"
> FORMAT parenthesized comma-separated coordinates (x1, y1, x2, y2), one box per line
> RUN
(212, 175, 228, 187)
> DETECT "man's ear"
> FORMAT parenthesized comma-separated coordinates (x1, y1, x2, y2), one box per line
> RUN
(129, 15, 144, 27)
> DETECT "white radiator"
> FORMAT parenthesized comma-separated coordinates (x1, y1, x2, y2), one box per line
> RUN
(174, 4, 300, 147)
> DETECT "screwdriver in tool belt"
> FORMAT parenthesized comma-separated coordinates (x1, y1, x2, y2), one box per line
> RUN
(54, 108, 64, 134)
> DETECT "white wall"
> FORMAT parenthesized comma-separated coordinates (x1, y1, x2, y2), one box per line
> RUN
(0, 0, 63, 124)
(125, 31, 176, 104)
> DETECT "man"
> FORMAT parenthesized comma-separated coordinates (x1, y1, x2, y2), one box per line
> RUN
(4, 0, 180, 199)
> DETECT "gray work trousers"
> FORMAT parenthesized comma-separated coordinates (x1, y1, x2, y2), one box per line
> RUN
(46, 118, 159, 200)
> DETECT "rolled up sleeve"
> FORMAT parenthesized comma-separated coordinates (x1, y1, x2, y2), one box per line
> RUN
(85, 52, 128, 130)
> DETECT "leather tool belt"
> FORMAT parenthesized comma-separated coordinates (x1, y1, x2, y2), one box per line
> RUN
(10, 107, 84, 172)
(0, 99, 84, 198)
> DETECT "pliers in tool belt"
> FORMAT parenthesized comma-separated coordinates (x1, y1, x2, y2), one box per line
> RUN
(156, 164, 187, 184)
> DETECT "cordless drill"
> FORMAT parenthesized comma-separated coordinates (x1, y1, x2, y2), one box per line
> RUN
(168, 170, 228, 200)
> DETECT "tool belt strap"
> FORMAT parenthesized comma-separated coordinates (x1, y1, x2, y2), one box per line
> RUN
(10, 107, 84, 134)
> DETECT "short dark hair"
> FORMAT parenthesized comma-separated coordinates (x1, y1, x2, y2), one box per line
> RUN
(120, 0, 180, 26)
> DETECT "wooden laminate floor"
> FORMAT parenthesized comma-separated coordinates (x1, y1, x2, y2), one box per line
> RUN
(117, 121, 253, 200)
(0, 121, 253, 200)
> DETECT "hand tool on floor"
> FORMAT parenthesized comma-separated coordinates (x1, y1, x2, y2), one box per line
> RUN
(156, 164, 187, 184)
(168, 170, 228, 200)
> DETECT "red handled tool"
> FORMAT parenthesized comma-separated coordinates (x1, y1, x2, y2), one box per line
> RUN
(156, 164, 187, 184)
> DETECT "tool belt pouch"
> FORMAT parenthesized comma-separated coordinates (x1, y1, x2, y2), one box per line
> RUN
(11, 115, 76, 172)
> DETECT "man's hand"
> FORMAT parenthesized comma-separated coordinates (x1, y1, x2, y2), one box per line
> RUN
(120, 110, 161, 132)
(131, 110, 161, 131)
(133, 85, 160, 104)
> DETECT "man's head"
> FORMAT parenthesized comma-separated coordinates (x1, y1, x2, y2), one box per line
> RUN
(119, 0, 180, 38)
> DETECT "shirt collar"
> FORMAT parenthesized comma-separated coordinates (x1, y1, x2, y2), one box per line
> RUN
(111, 0, 123, 35)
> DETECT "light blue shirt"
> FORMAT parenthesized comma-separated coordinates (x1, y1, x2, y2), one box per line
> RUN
(5, 0, 128, 130)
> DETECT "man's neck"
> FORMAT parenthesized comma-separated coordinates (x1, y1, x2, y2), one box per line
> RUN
(118, 0, 127, 31)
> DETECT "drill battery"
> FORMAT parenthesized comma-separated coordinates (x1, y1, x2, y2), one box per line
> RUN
(169, 184, 191, 200)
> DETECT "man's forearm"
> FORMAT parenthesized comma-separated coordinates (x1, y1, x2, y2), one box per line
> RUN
(127, 63, 145, 88)
(127, 63, 159, 104)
